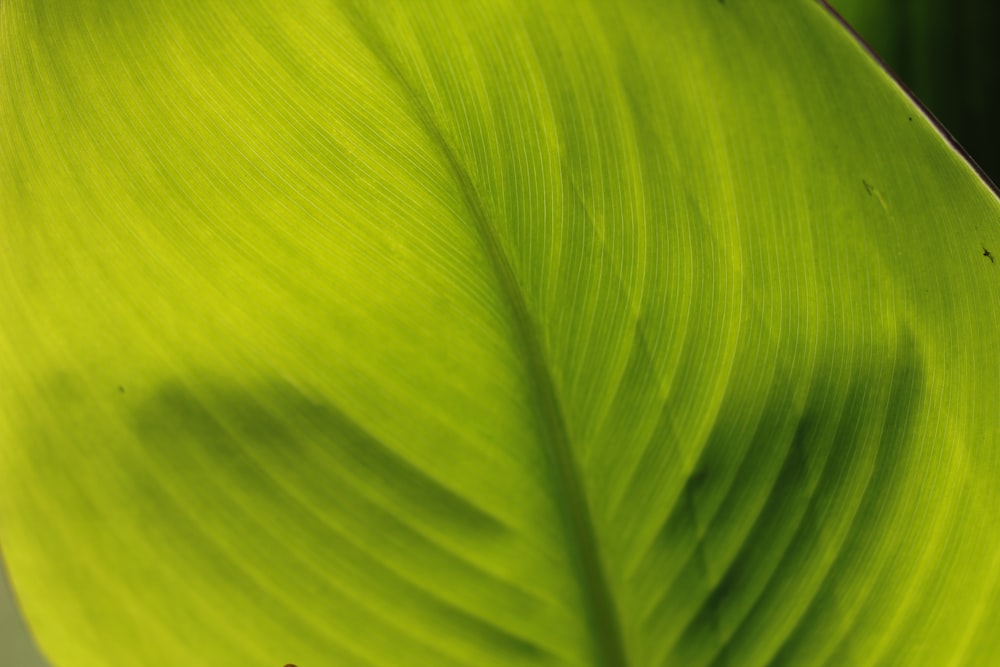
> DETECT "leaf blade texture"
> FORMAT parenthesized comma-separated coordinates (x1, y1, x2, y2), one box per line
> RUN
(1, 1, 999, 666)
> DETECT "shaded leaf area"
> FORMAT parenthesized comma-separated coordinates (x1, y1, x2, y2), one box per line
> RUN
(829, 0, 1000, 183)
(2, 1, 1000, 666)
(0, 346, 935, 667)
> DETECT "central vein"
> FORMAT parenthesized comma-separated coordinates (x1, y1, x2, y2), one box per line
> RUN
(341, 9, 629, 664)
(449, 151, 629, 667)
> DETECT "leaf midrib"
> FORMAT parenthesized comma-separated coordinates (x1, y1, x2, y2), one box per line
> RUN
(340, 8, 628, 666)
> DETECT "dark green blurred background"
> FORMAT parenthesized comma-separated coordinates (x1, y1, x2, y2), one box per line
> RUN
(1, 3, 998, 666)
(830, 0, 1000, 185)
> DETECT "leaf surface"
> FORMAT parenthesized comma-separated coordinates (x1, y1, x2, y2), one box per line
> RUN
(2, 1, 1000, 666)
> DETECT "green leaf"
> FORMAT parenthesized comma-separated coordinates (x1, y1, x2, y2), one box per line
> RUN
(2, 1, 999, 666)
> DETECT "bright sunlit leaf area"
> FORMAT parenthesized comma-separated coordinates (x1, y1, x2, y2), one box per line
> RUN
(2, 1, 999, 666)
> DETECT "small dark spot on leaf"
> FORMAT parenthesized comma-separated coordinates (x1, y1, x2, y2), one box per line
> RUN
(985, 247, 994, 263)
(118, 385, 125, 394)
(908, 116, 913, 122)
(862, 179, 874, 196)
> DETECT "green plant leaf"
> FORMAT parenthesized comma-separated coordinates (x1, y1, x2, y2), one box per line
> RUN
(2, 1, 999, 666)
